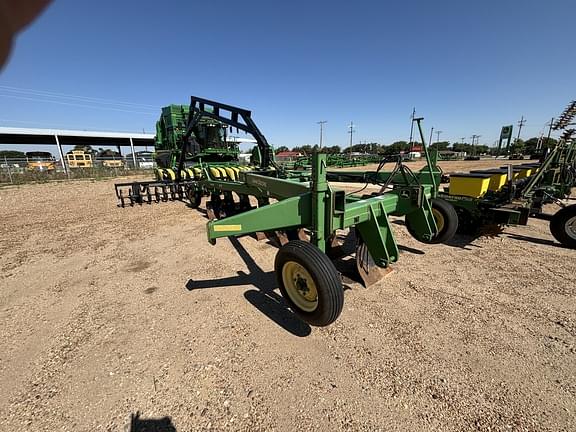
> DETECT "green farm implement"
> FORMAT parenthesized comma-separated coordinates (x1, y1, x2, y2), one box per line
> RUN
(280, 154, 381, 170)
(115, 97, 458, 326)
(438, 101, 576, 248)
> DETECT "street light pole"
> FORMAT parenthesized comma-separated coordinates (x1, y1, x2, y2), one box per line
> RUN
(317, 120, 327, 149)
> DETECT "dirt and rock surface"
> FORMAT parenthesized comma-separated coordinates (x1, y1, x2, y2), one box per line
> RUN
(1, 159, 575, 431)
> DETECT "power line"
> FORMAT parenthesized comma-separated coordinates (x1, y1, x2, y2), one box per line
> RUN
(0, 93, 158, 115)
(0, 85, 158, 109)
(0, 117, 149, 132)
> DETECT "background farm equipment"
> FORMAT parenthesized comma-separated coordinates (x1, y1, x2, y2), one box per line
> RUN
(279, 153, 382, 170)
(115, 96, 458, 326)
(152, 103, 250, 183)
(439, 102, 576, 248)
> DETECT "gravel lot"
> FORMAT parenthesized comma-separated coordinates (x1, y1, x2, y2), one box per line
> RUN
(1, 159, 575, 431)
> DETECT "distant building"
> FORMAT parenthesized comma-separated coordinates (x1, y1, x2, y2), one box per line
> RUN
(276, 151, 304, 162)
(238, 153, 252, 164)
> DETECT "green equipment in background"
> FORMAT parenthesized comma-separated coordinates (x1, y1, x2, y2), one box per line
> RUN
(439, 102, 576, 248)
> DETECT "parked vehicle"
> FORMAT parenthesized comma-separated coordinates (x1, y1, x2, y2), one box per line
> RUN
(66, 150, 93, 168)
(26, 151, 56, 172)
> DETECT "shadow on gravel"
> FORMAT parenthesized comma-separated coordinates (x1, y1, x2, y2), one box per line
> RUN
(392, 217, 481, 250)
(185, 237, 312, 337)
(444, 233, 482, 249)
(130, 412, 176, 432)
(506, 233, 564, 248)
(398, 244, 425, 255)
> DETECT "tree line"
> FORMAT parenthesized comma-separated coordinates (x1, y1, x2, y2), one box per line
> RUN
(274, 136, 558, 156)
(0, 136, 558, 160)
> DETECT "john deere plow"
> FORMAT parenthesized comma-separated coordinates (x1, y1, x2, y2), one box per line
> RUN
(115, 96, 458, 326)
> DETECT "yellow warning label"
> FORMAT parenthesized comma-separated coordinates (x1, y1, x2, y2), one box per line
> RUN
(213, 224, 242, 232)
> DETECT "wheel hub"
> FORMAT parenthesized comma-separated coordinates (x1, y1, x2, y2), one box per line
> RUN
(282, 261, 319, 312)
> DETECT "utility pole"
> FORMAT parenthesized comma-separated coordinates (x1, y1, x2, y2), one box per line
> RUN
(348, 121, 355, 159)
(435, 130, 443, 144)
(544, 117, 554, 148)
(516, 116, 526, 141)
(428, 127, 434, 150)
(408, 107, 416, 145)
(471, 134, 479, 156)
(536, 132, 544, 151)
(317, 120, 327, 149)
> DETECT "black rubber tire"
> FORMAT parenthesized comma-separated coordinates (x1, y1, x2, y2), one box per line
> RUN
(186, 189, 202, 209)
(550, 204, 576, 249)
(274, 240, 344, 327)
(406, 198, 459, 244)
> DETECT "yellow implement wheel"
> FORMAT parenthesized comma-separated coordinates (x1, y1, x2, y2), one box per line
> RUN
(432, 208, 445, 232)
(281, 261, 319, 313)
(275, 240, 344, 326)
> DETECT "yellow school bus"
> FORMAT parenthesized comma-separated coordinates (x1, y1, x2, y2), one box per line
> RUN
(26, 151, 56, 172)
(66, 150, 93, 168)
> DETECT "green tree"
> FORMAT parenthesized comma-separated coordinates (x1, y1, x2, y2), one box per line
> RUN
(430, 141, 450, 151)
(324, 145, 341, 154)
(475, 145, 489, 155)
(72, 144, 95, 154)
(510, 138, 525, 154)
(97, 148, 121, 157)
(381, 141, 411, 155)
(452, 143, 473, 153)
(0, 150, 26, 159)
(524, 137, 557, 154)
(275, 146, 289, 153)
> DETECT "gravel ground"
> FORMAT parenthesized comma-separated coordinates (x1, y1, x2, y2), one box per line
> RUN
(1, 160, 575, 431)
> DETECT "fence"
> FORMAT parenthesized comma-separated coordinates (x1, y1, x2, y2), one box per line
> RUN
(0, 156, 156, 185)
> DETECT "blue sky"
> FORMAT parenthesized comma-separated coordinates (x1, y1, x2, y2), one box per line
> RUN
(1, 0, 574, 154)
